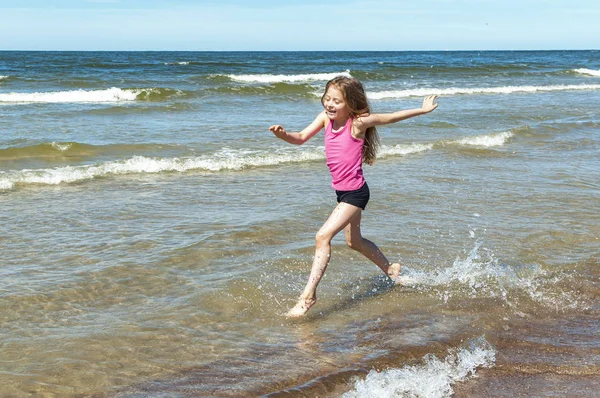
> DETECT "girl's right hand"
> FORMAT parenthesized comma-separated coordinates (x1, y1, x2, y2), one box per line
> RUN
(269, 125, 286, 138)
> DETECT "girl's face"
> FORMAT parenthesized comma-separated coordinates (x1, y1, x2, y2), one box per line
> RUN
(322, 86, 350, 122)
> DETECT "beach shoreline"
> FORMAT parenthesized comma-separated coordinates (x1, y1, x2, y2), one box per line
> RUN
(1, 50, 598, 397)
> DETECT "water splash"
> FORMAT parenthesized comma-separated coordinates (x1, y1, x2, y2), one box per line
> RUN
(400, 242, 585, 312)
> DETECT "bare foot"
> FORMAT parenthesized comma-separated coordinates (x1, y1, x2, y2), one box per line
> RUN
(389, 263, 417, 286)
(285, 297, 316, 318)
(387, 263, 401, 280)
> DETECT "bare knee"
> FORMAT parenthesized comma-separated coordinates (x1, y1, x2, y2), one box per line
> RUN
(315, 230, 332, 247)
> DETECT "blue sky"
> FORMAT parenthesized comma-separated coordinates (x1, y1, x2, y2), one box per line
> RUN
(0, 0, 598, 51)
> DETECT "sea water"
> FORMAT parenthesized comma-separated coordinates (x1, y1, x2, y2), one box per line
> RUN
(1, 51, 599, 396)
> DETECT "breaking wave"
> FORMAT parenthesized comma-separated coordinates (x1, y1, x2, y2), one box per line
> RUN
(0, 130, 516, 191)
(223, 70, 351, 83)
(449, 131, 514, 147)
(344, 337, 495, 398)
(368, 84, 600, 99)
(0, 87, 184, 103)
(573, 68, 600, 77)
(0, 147, 325, 190)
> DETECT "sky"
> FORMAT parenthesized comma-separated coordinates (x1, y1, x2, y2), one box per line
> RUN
(0, 0, 598, 51)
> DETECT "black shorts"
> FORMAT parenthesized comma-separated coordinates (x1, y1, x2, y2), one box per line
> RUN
(336, 182, 370, 210)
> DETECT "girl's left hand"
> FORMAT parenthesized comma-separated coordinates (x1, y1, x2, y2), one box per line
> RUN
(269, 125, 286, 138)
(422, 95, 439, 113)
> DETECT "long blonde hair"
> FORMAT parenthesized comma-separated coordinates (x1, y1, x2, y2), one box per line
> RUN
(321, 76, 380, 165)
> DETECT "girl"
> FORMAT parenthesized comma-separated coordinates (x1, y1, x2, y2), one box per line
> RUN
(270, 76, 438, 317)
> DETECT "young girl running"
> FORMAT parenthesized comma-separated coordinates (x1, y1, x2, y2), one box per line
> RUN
(270, 76, 438, 317)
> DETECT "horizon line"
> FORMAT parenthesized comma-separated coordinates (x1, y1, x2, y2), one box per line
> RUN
(1, 48, 599, 52)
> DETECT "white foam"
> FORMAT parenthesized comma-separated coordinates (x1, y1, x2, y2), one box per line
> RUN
(0, 75, 8, 81)
(165, 61, 190, 65)
(225, 70, 351, 83)
(452, 131, 513, 147)
(368, 84, 600, 99)
(0, 87, 142, 103)
(573, 68, 600, 77)
(1, 140, 446, 191)
(0, 179, 12, 190)
(373, 132, 511, 161)
(344, 337, 495, 398)
(378, 143, 434, 158)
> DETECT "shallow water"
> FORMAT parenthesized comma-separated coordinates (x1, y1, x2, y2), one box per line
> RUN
(1, 50, 599, 396)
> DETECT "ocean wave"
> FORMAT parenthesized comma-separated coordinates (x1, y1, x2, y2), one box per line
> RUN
(0, 142, 82, 160)
(0, 141, 442, 190)
(449, 131, 514, 147)
(0, 147, 326, 190)
(368, 84, 600, 99)
(573, 68, 600, 77)
(379, 131, 513, 159)
(0, 75, 8, 81)
(164, 61, 191, 65)
(379, 143, 434, 158)
(382, 63, 536, 75)
(344, 337, 495, 398)
(166, 60, 252, 67)
(1, 133, 517, 190)
(210, 82, 318, 97)
(0, 142, 177, 161)
(0, 87, 184, 103)
(50, 142, 72, 152)
(223, 70, 351, 84)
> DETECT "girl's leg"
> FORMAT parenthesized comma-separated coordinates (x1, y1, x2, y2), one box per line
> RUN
(343, 211, 402, 280)
(286, 202, 362, 317)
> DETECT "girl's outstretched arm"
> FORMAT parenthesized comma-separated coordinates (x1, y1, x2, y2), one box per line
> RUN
(270, 111, 328, 145)
(359, 95, 438, 129)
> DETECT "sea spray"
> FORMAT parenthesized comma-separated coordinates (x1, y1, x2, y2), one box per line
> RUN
(399, 242, 586, 311)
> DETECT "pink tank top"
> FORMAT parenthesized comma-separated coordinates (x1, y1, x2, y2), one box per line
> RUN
(325, 117, 365, 191)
